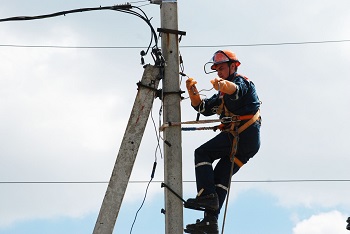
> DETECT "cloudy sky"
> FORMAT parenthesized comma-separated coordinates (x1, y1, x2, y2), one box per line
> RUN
(1, 0, 350, 233)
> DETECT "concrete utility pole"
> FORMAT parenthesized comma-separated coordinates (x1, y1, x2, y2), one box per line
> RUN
(160, 1, 184, 233)
(93, 65, 160, 234)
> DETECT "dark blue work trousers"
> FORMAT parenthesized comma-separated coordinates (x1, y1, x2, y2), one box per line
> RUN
(194, 120, 261, 216)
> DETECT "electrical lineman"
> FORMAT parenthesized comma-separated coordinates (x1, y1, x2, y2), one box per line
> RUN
(184, 50, 262, 234)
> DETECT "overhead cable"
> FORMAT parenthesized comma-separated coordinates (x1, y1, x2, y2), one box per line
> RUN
(0, 5, 132, 22)
(180, 39, 350, 48)
(1, 39, 350, 50)
(1, 179, 350, 184)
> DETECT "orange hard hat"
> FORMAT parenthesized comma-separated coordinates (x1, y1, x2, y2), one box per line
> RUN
(210, 50, 241, 70)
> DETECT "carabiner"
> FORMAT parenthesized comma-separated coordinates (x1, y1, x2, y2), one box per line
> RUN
(221, 116, 232, 124)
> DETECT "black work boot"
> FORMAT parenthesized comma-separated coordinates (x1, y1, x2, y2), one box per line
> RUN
(184, 214, 219, 234)
(185, 193, 219, 212)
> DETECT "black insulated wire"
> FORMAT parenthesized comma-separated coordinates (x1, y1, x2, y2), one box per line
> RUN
(129, 161, 157, 234)
(0, 4, 160, 62)
(151, 162, 157, 179)
(0, 5, 132, 22)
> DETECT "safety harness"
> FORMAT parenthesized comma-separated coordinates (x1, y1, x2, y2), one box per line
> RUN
(216, 97, 260, 167)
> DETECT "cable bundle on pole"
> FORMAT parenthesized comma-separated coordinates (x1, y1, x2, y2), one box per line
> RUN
(0, 3, 161, 64)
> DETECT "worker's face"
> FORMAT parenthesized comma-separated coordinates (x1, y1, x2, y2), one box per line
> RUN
(215, 63, 235, 79)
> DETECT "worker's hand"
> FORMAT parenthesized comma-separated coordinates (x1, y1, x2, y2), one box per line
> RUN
(186, 77, 201, 107)
(186, 77, 197, 91)
(210, 77, 223, 91)
(210, 78, 237, 95)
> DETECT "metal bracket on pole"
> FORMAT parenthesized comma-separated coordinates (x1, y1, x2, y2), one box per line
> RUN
(161, 182, 186, 203)
(156, 89, 185, 100)
(157, 28, 186, 36)
(150, 0, 162, 5)
(150, 0, 178, 5)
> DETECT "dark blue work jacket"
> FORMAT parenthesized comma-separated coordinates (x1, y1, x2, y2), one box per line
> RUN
(193, 73, 260, 117)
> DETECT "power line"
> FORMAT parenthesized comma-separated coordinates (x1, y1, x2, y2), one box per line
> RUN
(0, 44, 146, 49)
(180, 39, 350, 48)
(0, 5, 132, 22)
(1, 179, 350, 184)
(0, 39, 349, 50)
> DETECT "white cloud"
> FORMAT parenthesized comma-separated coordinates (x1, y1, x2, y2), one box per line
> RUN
(293, 211, 349, 234)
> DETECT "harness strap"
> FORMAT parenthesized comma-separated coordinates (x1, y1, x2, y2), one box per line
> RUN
(233, 157, 244, 168)
(236, 114, 255, 121)
(228, 109, 260, 164)
(238, 110, 260, 134)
